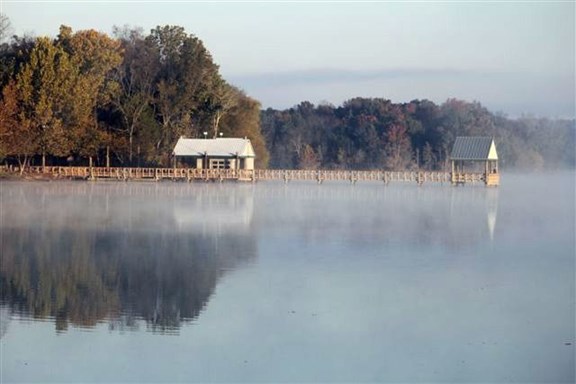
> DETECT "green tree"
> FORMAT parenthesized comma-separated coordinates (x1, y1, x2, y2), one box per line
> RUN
(111, 26, 159, 164)
(203, 77, 238, 139)
(147, 25, 219, 163)
(0, 35, 36, 93)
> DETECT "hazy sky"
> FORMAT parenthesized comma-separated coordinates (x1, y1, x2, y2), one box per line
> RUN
(1, 1, 574, 117)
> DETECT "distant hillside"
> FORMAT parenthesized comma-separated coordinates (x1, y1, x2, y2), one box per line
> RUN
(261, 98, 575, 171)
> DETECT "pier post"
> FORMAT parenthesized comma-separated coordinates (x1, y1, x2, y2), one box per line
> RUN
(417, 172, 423, 186)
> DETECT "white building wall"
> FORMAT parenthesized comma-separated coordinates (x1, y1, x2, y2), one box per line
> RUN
(244, 158, 254, 170)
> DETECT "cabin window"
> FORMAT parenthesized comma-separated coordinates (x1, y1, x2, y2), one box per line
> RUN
(209, 159, 230, 169)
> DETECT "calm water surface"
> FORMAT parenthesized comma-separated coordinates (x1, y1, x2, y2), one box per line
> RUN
(1, 172, 574, 383)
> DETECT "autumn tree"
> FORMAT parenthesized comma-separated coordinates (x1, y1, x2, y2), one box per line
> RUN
(14, 36, 74, 168)
(147, 25, 220, 164)
(384, 123, 413, 170)
(219, 90, 269, 168)
(1, 36, 37, 166)
(56, 26, 122, 167)
(0, 82, 36, 171)
(298, 144, 320, 169)
(0, 27, 124, 169)
(421, 141, 436, 170)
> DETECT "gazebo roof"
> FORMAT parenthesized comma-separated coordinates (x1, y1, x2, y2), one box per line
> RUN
(450, 137, 498, 161)
(173, 137, 255, 158)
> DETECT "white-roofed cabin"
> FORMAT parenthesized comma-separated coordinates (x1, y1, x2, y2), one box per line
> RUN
(173, 137, 256, 171)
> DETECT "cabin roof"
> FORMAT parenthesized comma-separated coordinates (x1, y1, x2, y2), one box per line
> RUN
(173, 137, 255, 158)
(450, 136, 498, 161)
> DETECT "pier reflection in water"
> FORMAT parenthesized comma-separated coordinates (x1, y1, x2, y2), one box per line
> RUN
(252, 181, 499, 250)
(0, 182, 256, 333)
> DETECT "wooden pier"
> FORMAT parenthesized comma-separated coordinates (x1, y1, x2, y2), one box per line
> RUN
(254, 169, 453, 184)
(7, 166, 495, 186)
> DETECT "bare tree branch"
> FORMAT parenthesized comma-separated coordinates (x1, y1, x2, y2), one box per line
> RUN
(0, 14, 11, 43)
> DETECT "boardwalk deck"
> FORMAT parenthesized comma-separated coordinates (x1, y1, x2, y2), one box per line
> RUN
(254, 169, 453, 184)
(6, 166, 493, 185)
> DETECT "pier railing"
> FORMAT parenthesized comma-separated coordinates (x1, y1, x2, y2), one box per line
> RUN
(9, 166, 493, 185)
(254, 169, 452, 184)
(4, 166, 500, 185)
(19, 166, 256, 181)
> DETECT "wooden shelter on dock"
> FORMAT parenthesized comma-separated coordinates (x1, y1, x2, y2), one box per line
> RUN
(450, 136, 499, 186)
(173, 137, 256, 170)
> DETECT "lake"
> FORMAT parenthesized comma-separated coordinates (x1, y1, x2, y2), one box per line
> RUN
(1, 172, 574, 383)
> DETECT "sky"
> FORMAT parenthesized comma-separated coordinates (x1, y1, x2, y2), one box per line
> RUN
(1, 1, 574, 118)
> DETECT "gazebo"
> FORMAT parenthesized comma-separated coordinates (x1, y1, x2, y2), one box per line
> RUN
(450, 136, 499, 186)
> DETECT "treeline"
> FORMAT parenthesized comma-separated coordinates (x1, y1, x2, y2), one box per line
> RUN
(0, 15, 573, 172)
(261, 98, 575, 170)
(0, 22, 269, 169)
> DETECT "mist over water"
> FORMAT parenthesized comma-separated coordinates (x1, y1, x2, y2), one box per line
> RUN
(1, 172, 574, 383)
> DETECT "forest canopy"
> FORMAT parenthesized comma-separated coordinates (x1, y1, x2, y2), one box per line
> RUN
(0, 22, 269, 169)
(0, 17, 573, 171)
(261, 98, 575, 171)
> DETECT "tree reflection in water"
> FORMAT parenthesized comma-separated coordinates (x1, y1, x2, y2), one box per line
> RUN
(0, 182, 256, 334)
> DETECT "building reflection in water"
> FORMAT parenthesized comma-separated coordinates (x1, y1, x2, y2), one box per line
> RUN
(253, 182, 499, 250)
(0, 182, 256, 334)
